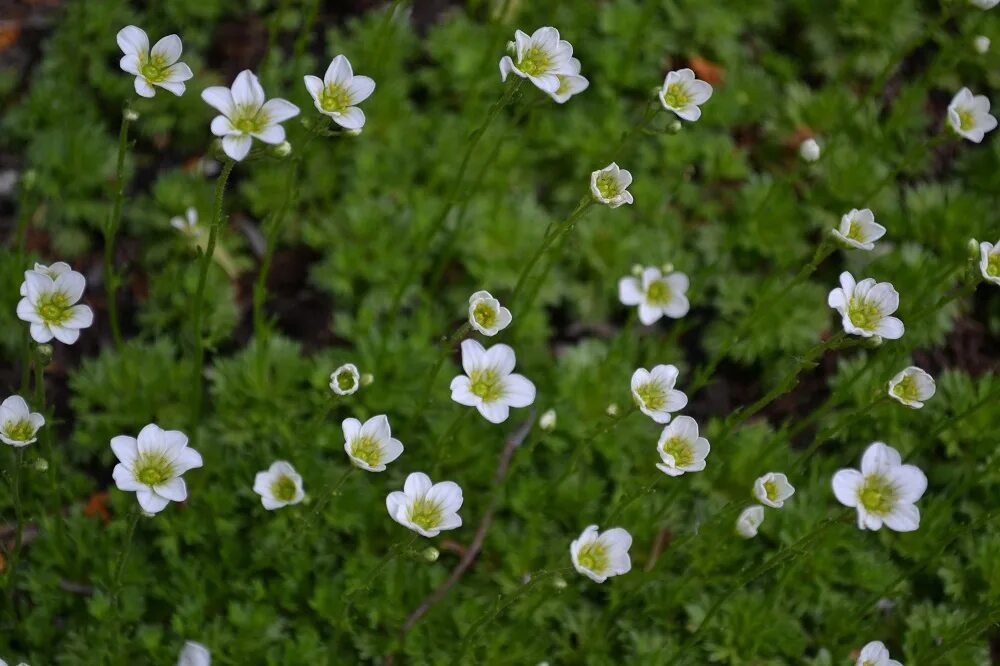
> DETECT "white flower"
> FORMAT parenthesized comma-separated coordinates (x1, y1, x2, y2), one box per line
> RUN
(631, 365, 688, 424)
(753, 472, 796, 508)
(658, 68, 713, 121)
(827, 272, 904, 340)
(855, 641, 902, 666)
(888, 366, 936, 409)
(303, 55, 375, 130)
(111, 424, 203, 515)
(178, 641, 211, 666)
(832, 208, 886, 251)
(546, 57, 589, 104)
(655, 416, 710, 476)
(971, 0, 999, 8)
(832, 441, 927, 532)
(17, 266, 94, 344)
(202, 70, 300, 162)
(171, 207, 202, 239)
(618, 266, 690, 324)
(590, 162, 633, 208)
(539, 408, 557, 431)
(0, 660, 29, 666)
(974, 35, 991, 53)
(979, 239, 1000, 286)
(498, 27, 576, 94)
(117, 26, 193, 98)
(330, 363, 360, 395)
(468, 290, 512, 336)
(947, 87, 997, 143)
(19, 262, 70, 294)
(342, 415, 403, 472)
(253, 460, 305, 510)
(450, 339, 536, 423)
(0, 395, 44, 447)
(570, 525, 632, 583)
(386, 472, 463, 538)
(736, 505, 765, 539)
(799, 138, 821, 162)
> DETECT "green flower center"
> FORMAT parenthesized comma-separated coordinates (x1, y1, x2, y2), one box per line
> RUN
(408, 496, 443, 530)
(335, 370, 356, 392)
(139, 54, 169, 83)
(892, 375, 918, 401)
(472, 301, 497, 329)
(319, 83, 352, 113)
(4, 419, 36, 443)
(660, 436, 693, 467)
(645, 280, 671, 305)
(271, 475, 298, 502)
(595, 172, 619, 199)
(576, 541, 609, 573)
(763, 480, 779, 500)
(635, 380, 666, 411)
(845, 220, 865, 242)
(134, 450, 175, 487)
(518, 45, 551, 76)
(349, 436, 382, 467)
(36, 291, 71, 325)
(987, 253, 1000, 277)
(469, 368, 504, 402)
(857, 473, 898, 516)
(663, 83, 690, 109)
(956, 108, 975, 132)
(847, 296, 882, 330)
(231, 105, 269, 134)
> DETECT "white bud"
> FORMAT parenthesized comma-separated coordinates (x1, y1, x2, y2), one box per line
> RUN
(630, 264, 643, 276)
(124, 109, 140, 122)
(346, 127, 363, 137)
(361, 373, 374, 387)
(421, 546, 439, 562)
(552, 576, 567, 589)
(33, 458, 49, 472)
(539, 409, 557, 431)
(974, 35, 991, 54)
(799, 138, 821, 162)
(274, 141, 292, 157)
(661, 262, 674, 274)
(605, 403, 620, 417)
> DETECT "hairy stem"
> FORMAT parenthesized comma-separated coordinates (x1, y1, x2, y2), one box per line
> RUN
(103, 105, 133, 348)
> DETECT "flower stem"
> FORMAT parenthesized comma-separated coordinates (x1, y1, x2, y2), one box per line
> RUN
(103, 104, 133, 349)
(309, 466, 357, 522)
(419, 322, 471, 410)
(342, 533, 419, 620)
(431, 409, 473, 467)
(110, 508, 141, 608)
(4, 449, 25, 609)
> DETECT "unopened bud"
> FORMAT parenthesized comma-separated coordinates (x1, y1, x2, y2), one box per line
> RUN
(361, 373, 374, 387)
(968, 238, 981, 259)
(422, 547, 439, 562)
(33, 458, 48, 472)
(539, 409, 557, 431)
(605, 403, 620, 417)
(799, 137, 821, 162)
(35, 343, 54, 366)
(345, 127, 363, 137)
(631, 264, 643, 276)
(552, 576, 567, 589)
(506, 41, 516, 55)
(661, 262, 674, 274)
(273, 141, 292, 157)
(665, 119, 683, 134)
(974, 35, 991, 54)
(863, 335, 883, 349)
(124, 108, 140, 122)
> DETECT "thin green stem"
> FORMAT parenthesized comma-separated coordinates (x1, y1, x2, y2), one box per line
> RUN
(103, 105, 132, 349)
(419, 322, 472, 411)
(110, 509, 141, 608)
(309, 466, 357, 523)
(431, 410, 473, 467)
(4, 449, 25, 608)
(342, 534, 419, 620)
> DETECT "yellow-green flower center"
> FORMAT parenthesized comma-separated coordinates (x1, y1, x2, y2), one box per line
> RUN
(956, 108, 975, 132)
(271, 475, 298, 502)
(36, 291, 71, 325)
(763, 480, 779, 501)
(4, 419, 36, 443)
(845, 220, 865, 242)
(469, 368, 504, 402)
(892, 375, 918, 401)
(350, 436, 382, 467)
(319, 83, 352, 113)
(660, 436, 692, 467)
(576, 541, 609, 573)
(847, 296, 882, 330)
(645, 280, 671, 305)
(335, 369, 357, 392)
(663, 83, 690, 109)
(634, 380, 666, 411)
(139, 54, 169, 83)
(518, 45, 551, 76)
(134, 450, 175, 487)
(472, 301, 497, 329)
(408, 496, 443, 530)
(857, 473, 898, 516)
(231, 105, 269, 134)
(595, 172, 619, 199)
(987, 252, 1000, 277)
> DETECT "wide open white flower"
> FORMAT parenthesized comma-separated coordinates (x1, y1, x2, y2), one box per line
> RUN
(19, 262, 70, 295)
(111, 424, 203, 515)
(342, 415, 403, 472)
(304, 55, 375, 130)
(619, 266, 689, 324)
(655, 416, 710, 476)
(947, 87, 998, 143)
(753, 472, 796, 508)
(799, 138, 821, 162)
(177, 641, 211, 666)
(832, 208, 886, 251)
(888, 366, 936, 409)
(468, 290, 512, 336)
(658, 68, 713, 121)
(386, 472, 463, 538)
(253, 460, 305, 510)
(499, 27, 575, 94)
(736, 505, 765, 539)
(855, 640, 902, 666)
(631, 365, 688, 424)
(827, 272, 904, 340)
(547, 57, 589, 104)
(330, 363, 360, 395)
(0, 395, 44, 447)
(979, 239, 1000, 286)
(590, 162, 633, 208)
(570, 524, 632, 583)
(202, 70, 300, 161)
(450, 339, 535, 423)
(832, 441, 927, 532)
(117, 25, 193, 98)
(16, 266, 94, 344)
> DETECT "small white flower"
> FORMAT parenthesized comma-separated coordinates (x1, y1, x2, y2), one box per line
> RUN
(330, 363, 361, 395)
(342, 414, 404, 472)
(855, 640, 902, 666)
(16, 265, 94, 344)
(111, 424, 203, 515)
(618, 266, 690, 324)
(832, 208, 886, 251)
(499, 27, 576, 94)
(590, 162, 633, 208)
(468, 290, 512, 336)
(974, 35, 991, 53)
(888, 366, 936, 409)
(570, 524, 632, 583)
(546, 57, 589, 104)
(450, 339, 536, 424)
(539, 408, 557, 431)
(753, 472, 796, 508)
(0, 395, 45, 447)
(117, 25, 193, 98)
(202, 70, 300, 162)
(827, 272, 904, 340)
(735, 505, 765, 539)
(655, 416, 710, 476)
(177, 641, 211, 666)
(832, 441, 927, 532)
(970, 0, 999, 8)
(170, 207, 202, 239)
(947, 87, 997, 143)
(303, 55, 375, 130)
(799, 137, 821, 162)
(979, 239, 1000, 286)
(386, 472, 463, 538)
(253, 460, 305, 510)
(658, 68, 713, 121)
(631, 365, 688, 424)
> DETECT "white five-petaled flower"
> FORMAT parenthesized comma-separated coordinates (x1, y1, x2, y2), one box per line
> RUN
(970, 0, 999, 9)
(330, 363, 361, 395)
(832, 441, 927, 532)
(618, 266, 690, 324)
(117, 25, 193, 98)
(631, 365, 688, 424)
(342, 415, 403, 472)
(0, 395, 44, 447)
(736, 505, 765, 539)
(386, 472, 463, 538)
(177, 641, 211, 666)
(827, 272, 904, 340)
(499, 27, 576, 94)
(799, 137, 821, 162)
(855, 640, 902, 666)
(590, 162, 633, 208)
(753, 472, 796, 508)
(655, 416, 710, 476)
(17, 265, 94, 344)
(947, 87, 997, 143)
(111, 424, 203, 515)
(658, 68, 713, 121)
(468, 290, 512, 336)
(888, 366, 936, 409)
(304, 55, 375, 130)
(253, 460, 305, 510)
(170, 207, 202, 239)
(202, 70, 300, 162)
(547, 57, 589, 104)
(450, 340, 536, 424)
(979, 239, 1000, 286)
(832, 208, 886, 251)
(570, 525, 632, 583)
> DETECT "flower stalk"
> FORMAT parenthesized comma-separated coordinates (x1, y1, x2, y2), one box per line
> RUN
(103, 103, 133, 349)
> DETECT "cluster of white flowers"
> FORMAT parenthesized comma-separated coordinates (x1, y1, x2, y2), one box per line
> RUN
(735, 472, 796, 538)
(499, 27, 588, 104)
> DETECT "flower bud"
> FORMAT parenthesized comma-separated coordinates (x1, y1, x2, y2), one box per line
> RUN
(661, 262, 674, 274)
(35, 343, 54, 366)
(421, 547, 440, 562)
(346, 127, 363, 137)
(273, 141, 292, 158)
(124, 108, 140, 122)
(605, 403, 620, 417)
(361, 373, 374, 387)
(631, 264, 643, 276)
(665, 119, 683, 134)
(863, 335, 883, 348)
(506, 40, 516, 55)
(968, 238, 981, 259)
(552, 576, 567, 590)
(799, 138, 821, 162)
(974, 35, 991, 54)
(33, 458, 49, 472)
(539, 409, 557, 431)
